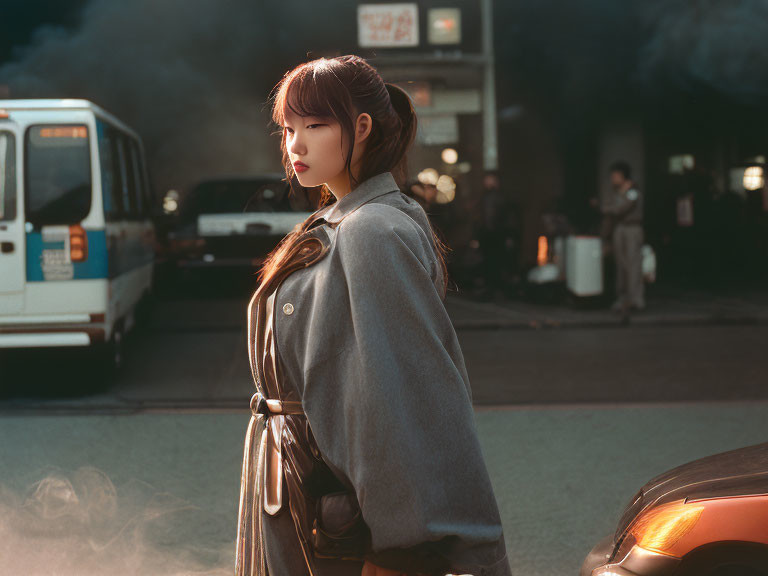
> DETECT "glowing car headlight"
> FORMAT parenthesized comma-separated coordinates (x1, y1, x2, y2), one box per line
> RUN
(627, 499, 704, 557)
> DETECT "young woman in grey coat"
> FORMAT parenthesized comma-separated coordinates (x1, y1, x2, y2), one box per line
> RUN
(235, 54, 512, 576)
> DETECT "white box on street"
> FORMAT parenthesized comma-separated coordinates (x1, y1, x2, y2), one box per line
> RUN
(566, 235, 603, 296)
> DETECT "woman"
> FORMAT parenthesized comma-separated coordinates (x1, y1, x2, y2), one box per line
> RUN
(235, 55, 511, 576)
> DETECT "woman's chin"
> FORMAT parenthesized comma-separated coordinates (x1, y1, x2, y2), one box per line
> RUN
(295, 173, 320, 187)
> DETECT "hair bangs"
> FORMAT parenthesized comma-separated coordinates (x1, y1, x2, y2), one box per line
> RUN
(273, 62, 346, 128)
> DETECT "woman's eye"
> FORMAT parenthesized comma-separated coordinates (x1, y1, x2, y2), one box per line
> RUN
(284, 124, 322, 133)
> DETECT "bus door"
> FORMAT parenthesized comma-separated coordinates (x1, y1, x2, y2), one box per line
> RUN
(0, 125, 23, 314)
(24, 124, 93, 285)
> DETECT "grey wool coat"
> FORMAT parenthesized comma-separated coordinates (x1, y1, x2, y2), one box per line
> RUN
(247, 171, 512, 576)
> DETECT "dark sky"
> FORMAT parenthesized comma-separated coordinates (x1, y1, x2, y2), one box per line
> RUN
(0, 0, 89, 63)
(0, 0, 631, 111)
(3, 0, 768, 193)
(7, 0, 767, 116)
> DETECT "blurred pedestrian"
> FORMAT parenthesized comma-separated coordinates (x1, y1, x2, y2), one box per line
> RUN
(405, 180, 437, 210)
(600, 161, 645, 312)
(475, 171, 509, 299)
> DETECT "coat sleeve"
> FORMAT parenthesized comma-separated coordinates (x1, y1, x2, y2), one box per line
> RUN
(299, 206, 511, 576)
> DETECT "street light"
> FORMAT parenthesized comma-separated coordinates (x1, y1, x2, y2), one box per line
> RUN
(163, 190, 180, 214)
(435, 174, 456, 203)
(418, 168, 439, 186)
(441, 147, 458, 165)
(743, 166, 765, 191)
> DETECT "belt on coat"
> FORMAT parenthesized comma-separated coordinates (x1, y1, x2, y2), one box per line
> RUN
(236, 390, 306, 576)
(237, 284, 317, 576)
(250, 390, 305, 516)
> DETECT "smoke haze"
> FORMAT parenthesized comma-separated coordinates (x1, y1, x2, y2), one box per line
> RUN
(0, 465, 232, 575)
(0, 0, 282, 195)
(636, 0, 768, 105)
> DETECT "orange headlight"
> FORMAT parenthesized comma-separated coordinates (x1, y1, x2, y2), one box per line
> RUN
(629, 500, 704, 557)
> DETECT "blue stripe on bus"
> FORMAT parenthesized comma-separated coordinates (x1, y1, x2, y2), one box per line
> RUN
(26, 230, 109, 281)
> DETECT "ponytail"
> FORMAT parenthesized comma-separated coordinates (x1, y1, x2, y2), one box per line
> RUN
(383, 82, 417, 186)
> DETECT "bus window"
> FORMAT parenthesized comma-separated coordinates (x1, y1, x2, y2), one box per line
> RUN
(0, 132, 16, 221)
(139, 145, 153, 217)
(25, 125, 91, 226)
(98, 122, 123, 220)
(114, 135, 134, 218)
(126, 138, 144, 219)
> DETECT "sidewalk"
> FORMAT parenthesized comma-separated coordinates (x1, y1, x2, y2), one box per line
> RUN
(148, 285, 768, 332)
(445, 286, 768, 329)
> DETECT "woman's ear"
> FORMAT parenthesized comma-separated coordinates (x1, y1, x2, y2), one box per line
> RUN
(355, 113, 373, 145)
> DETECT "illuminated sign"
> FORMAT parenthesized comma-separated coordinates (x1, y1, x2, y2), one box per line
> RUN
(358, 3, 418, 47)
(668, 154, 695, 174)
(428, 8, 461, 45)
(39, 126, 88, 139)
(29, 125, 89, 149)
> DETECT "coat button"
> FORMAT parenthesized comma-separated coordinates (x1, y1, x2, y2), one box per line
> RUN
(282, 302, 294, 315)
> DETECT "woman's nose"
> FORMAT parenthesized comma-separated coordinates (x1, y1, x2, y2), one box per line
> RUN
(287, 132, 306, 156)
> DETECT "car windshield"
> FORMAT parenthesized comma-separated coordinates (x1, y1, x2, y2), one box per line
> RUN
(179, 179, 312, 221)
(25, 125, 92, 226)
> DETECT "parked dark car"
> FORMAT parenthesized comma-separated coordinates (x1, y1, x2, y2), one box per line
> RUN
(582, 441, 768, 576)
(166, 174, 317, 272)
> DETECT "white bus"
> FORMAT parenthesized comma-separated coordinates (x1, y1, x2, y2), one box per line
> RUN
(0, 99, 155, 376)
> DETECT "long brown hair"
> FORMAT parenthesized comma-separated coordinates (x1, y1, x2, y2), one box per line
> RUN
(254, 54, 451, 302)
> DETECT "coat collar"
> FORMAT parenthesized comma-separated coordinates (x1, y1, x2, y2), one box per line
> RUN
(314, 171, 400, 225)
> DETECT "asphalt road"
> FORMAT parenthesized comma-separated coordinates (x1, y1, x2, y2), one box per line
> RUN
(0, 402, 766, 576)
(2, 297, 766, 409)
(1, 297, 767, 576)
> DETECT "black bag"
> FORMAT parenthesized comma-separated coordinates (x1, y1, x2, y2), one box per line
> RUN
(312, 490, 373, 559)
(280, 414, 373, 562)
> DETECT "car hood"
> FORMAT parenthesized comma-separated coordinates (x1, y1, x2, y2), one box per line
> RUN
(197, 212, 312, 236)
(614, 441, 768, 541)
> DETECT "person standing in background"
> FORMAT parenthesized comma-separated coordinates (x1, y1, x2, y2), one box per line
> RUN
(475, 171, 509, 300)
(601, 161, 645, 312)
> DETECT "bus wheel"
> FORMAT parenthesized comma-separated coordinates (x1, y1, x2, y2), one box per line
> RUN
(88, 322, 125, 389)
(110, 325, 125, 372)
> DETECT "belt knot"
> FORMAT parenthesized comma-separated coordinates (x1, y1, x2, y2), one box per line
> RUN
(250, 391, 272, 418)
(250, 391, 304, 417)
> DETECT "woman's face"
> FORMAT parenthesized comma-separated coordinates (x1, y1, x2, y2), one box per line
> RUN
(283, 107, 347, 189)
